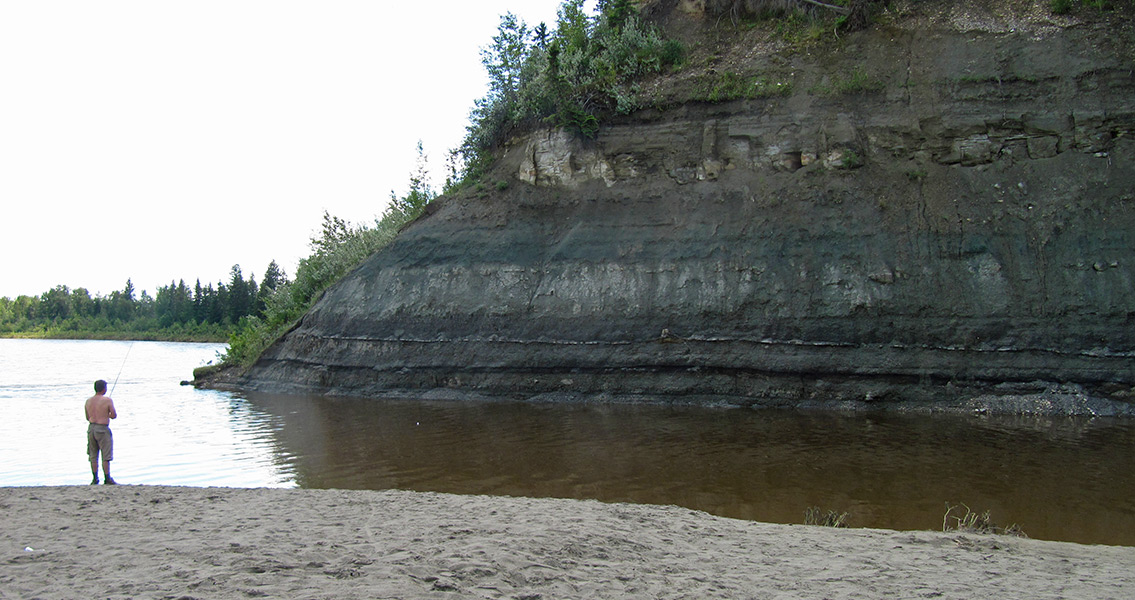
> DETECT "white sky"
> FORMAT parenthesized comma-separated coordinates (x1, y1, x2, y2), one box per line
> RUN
(0, 0, 570, 299)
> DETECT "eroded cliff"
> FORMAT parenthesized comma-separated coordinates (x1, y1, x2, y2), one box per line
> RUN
(227, 1, 1135, 413)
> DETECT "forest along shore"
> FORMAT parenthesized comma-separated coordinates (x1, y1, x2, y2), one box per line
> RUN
(3, 486, 1133, 599)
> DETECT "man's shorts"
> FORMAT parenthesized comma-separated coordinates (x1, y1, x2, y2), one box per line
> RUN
(87, 423, 113, 462)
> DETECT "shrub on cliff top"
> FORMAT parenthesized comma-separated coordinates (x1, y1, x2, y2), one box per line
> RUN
(222, 144, 436, 368)
(457, 0, 682, 185)
(456, 0, 892, 186)
(708, 0, 883, 30)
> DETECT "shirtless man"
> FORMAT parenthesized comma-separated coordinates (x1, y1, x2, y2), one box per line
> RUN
(84, 379, 118, 485)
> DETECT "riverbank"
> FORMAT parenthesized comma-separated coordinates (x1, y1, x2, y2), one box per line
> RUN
(199, 359, 1135, 417)
(0, 330, 227, 343)
(3, 486, 1132, 599)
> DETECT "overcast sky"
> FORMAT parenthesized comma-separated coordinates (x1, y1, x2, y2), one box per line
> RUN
(0, 1, 570, 299)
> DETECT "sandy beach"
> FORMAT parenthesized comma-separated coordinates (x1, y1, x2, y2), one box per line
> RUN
(2, 486, 1132, 599)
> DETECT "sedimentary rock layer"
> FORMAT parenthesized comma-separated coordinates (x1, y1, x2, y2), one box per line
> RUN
(233, 4, 1135, 411)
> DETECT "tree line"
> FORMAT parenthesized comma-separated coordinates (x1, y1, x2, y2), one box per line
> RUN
(0, 262, 286, 341)
(220, 143, 437, 366)
(225, 0, 672, 365)
(1, 136, 435, 353)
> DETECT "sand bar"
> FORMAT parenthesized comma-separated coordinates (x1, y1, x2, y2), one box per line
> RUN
(2, 485, 1132, 599)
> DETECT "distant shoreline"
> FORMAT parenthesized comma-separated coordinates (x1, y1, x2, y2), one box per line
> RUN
(0, 332, 227, 343)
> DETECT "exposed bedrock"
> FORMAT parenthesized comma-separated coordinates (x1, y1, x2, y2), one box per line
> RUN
(232, 9, 1135, 413)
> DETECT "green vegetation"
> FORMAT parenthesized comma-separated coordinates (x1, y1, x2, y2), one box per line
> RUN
(840, 148, 863, 169)
(221, 143, 436, 367)
(804, 506, 851, 527)
(942, 503, 1026, 537)
(2, 139, 435, 360)
(715, 0, 885, 42)
(456, 0, 684, 185)
(810, 66, 884, 96)
(0, 0, 928, 359)
(219, 0, 884, 367)
(695, 72, 793, 102)
(452, 0, 893, 185)
(773, 10, 845, 45)
(1052, 0, 1116, 14)
(7, 4, 684, 354)
(0, 265, 279, 342)
(799, 503, 1029, 535)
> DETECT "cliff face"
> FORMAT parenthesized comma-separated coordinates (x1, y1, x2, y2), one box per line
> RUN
(235, 2, 1135, 412)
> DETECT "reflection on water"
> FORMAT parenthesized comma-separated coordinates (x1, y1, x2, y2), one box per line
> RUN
(3, 339, 1132, 546)
(0, 339, 290, 488)
(243, 393, 1135, 546)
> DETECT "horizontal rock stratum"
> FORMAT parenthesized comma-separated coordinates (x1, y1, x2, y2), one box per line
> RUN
(225, 1, 1135, 413)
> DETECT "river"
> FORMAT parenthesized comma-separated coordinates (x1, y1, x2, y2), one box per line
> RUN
(2, 338, 1132, 546)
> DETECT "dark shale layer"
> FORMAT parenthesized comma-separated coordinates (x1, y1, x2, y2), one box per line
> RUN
(220, 1, 1135, 414)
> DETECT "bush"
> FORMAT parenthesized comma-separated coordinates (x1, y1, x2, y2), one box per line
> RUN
(1083, 0, 1114, 9)
(942, 503, 1026, 537)
(218, 148, 437, 368)
(804, 506, 851, 527)
(810, 66, 883, 96)
(1052, 0, 1115, 13)
(457, 1, 678, 184)
(659, 39, 686, 70)
(697, 72, 793, 102)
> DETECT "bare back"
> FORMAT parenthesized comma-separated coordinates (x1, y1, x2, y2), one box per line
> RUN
(85, 394, 117, 425)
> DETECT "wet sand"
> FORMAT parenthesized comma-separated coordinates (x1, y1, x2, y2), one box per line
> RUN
(2, 485, 1132, 599)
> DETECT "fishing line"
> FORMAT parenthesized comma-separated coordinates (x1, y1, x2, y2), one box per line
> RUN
(109, 341, 134, 396)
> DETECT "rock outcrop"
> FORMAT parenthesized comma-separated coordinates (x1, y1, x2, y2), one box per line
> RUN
(227, 1, 1135, 413)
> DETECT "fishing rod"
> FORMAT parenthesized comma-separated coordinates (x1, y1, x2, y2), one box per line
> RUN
(109, 341, 134, 396)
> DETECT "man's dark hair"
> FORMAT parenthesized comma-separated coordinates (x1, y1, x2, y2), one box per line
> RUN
(94, 380, 107, 394)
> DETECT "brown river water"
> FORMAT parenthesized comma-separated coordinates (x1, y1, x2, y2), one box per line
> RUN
(4, 339, 1132, 546)
(243, 392, 1135, 547)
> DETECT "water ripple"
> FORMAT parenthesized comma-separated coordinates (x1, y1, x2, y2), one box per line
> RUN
(4, 339, 1135, 545)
